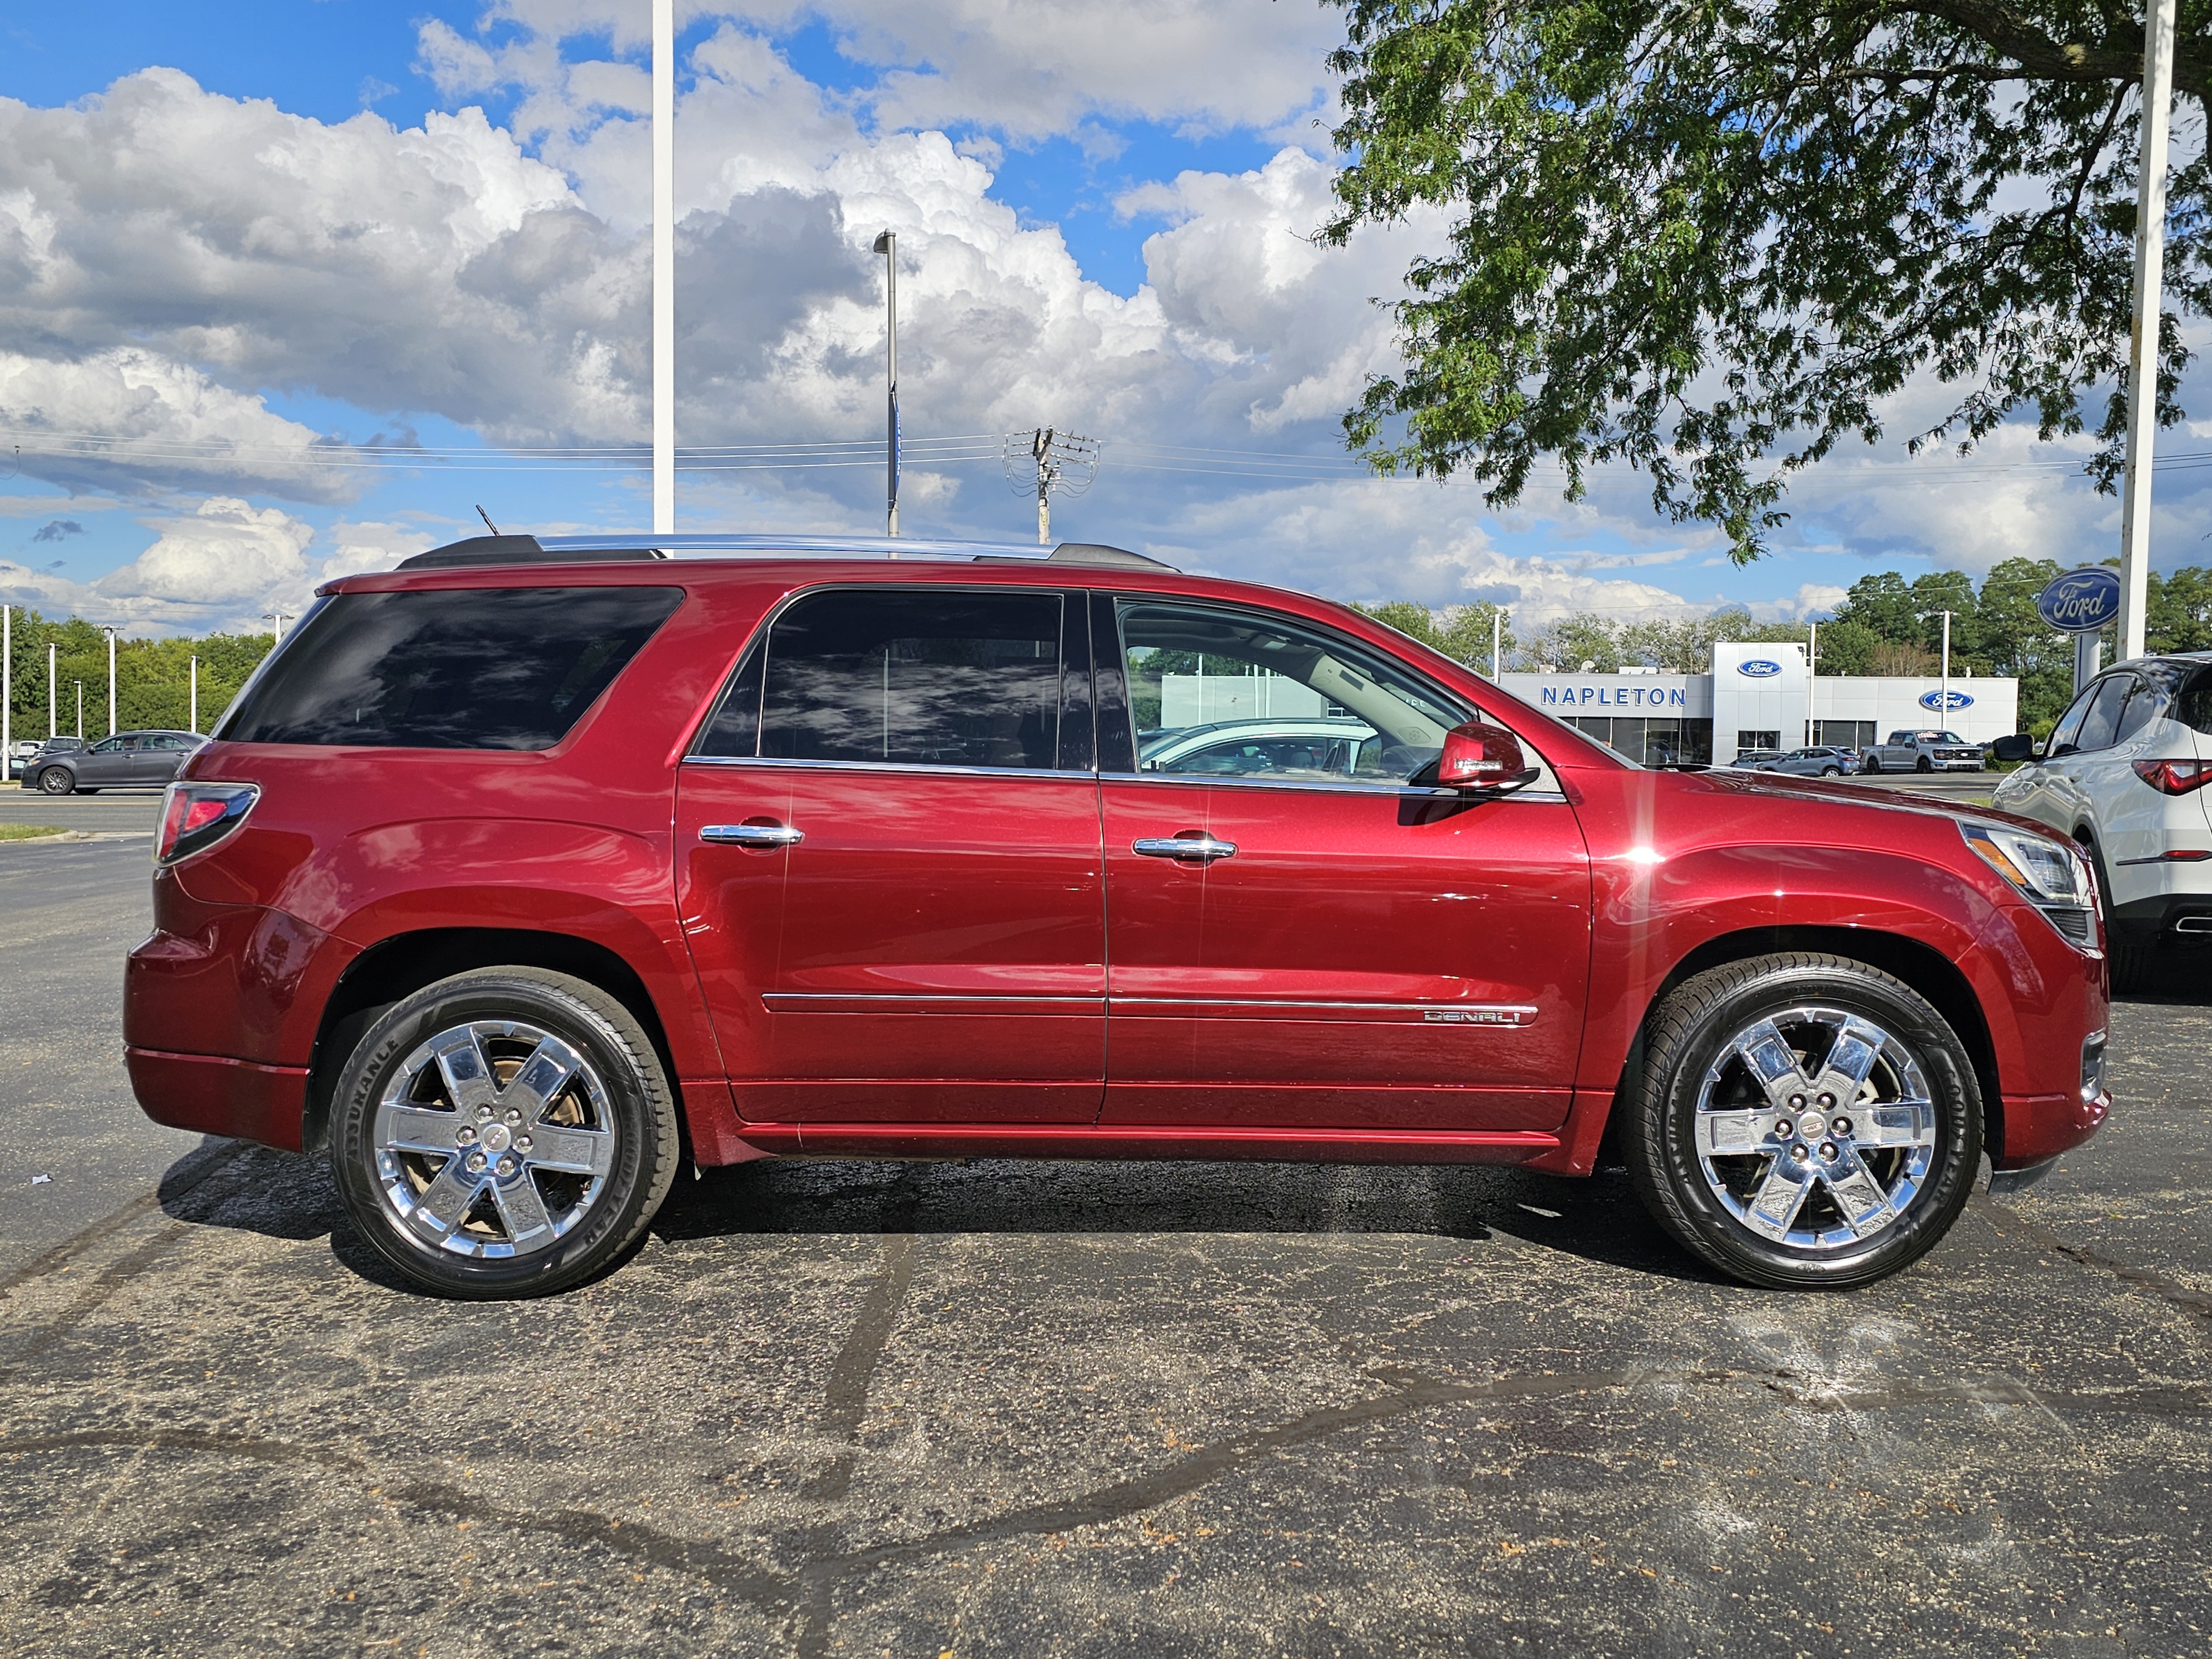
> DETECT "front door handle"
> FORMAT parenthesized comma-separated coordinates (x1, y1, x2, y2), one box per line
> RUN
(1132, 833, 1238, 864)
(702, 823, 804, 848)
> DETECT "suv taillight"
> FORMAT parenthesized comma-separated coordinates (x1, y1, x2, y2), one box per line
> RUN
(157, 782, 259, 866)
(2134, 759, 2212, 795)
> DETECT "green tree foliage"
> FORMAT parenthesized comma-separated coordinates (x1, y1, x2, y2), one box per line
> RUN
(3, 611, 274, 739)
(1321, 0, 2206, 560)
(1350, 599, 1517, 670)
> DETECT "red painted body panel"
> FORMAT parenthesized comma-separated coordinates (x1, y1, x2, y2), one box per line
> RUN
(675, 761, 1105, 1121)
(1097, 774, 1589, 1129)
(121, 555, 2108, 1178)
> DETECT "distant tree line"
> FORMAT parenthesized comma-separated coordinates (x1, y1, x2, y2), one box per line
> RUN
(1354, 559, 2212, 737)
(3, 612, 275, 739)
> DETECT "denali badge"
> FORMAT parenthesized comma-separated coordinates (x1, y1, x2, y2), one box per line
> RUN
(1424, 1007, 1538, 1026)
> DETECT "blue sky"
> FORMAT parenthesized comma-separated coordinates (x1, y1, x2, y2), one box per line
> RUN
(0, 1, 2192, 637)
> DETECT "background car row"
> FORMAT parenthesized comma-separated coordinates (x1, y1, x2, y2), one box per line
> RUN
(12, 732, 205, 793)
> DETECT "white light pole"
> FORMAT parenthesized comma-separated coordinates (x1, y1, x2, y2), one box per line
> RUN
(47, 641, 55, 737)
(105, 626, 116, 737)
(190, 655, 199, 735)
(1937, 610, 1953, 725)
(652, 0, 675, 537)
(263, 611, 294, 644)
(2, 605, 11, 784)
(74, 680, 82, 739)
(1491, 607, 1505, 680)
(1807, 621, 1818, 747)
(873, 229, 900, 536)
(2120, 0, 2178, 662)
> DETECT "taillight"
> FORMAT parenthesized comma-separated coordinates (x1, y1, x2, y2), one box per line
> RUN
(2134, 758, 2212, 795)
(156, 782, 259, 866)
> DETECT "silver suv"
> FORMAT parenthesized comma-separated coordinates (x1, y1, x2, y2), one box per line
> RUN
(1993, 655, 2212, 988)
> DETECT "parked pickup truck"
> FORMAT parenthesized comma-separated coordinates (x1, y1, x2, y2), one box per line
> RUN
(1859, 729, 1984, 774)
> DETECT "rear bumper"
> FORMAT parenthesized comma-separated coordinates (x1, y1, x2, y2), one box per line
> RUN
(126, 1046, 309, 1152)
(2109, 888, 2212, 945)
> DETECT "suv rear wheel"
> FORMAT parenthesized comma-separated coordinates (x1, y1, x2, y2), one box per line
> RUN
(1623, 953, 1981, 1289)
(330, 967, 680, 1298)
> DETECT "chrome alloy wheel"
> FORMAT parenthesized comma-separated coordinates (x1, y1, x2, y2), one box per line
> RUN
(1692, 1006, 1938, 1250)
(371, 1020, 617, 1259)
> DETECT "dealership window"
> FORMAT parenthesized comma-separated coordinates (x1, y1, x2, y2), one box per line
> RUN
(1813, 720, 1875, 749)
(1736, 729, 1781, 753)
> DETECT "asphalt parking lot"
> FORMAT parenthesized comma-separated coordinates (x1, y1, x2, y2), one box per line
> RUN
(2, 790, 2208, 1657)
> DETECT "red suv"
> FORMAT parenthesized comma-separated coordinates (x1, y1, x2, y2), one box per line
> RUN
(125, 534, 2111, 1298)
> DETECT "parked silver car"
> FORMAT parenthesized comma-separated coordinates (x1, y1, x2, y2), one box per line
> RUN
(30, 730, 205, 794)
(1750, 745, 1861, 778)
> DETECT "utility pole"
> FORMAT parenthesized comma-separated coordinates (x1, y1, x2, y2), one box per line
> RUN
(190, 655, 199, 735)
(105, 626, 116, 737)
(2120, 0, 2178, 661)
(1033, 427, 1056, 544)
(873, 230, 900, 536)
(652, 0, 675, 536)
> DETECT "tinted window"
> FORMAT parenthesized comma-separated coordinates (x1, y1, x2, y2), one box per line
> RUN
(220, 586, 683, 750)
(2116, 678, 2164, 744)
(2176, 668, 2212, 736)
(90, 737, 126, 754)
(2070, 675, 2135, 754)
(2046, 686, 2096, 755)
(745, 588, 1071, 771)
(1118, 599, 1474, 784)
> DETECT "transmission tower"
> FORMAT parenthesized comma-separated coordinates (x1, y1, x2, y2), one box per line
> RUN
(1002, 427, 1099, 544)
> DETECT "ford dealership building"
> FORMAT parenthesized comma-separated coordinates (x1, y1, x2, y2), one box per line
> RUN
(1496, 641, 2019, 766)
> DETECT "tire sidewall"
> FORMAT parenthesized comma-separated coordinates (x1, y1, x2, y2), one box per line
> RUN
(39, 769, 70, 794)
(330, 973, 669, 1298)
(1647, 963, 1982, 1288)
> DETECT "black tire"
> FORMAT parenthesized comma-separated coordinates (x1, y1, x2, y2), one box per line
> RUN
(1863, 755, 1881, 775)
(330, 967, 680, 1299)
(2076, 833, 2149, 994)
(37, 768, 72, 794)
(1916, 755, 1933, 773)
(1622, 953, 1983, 1290)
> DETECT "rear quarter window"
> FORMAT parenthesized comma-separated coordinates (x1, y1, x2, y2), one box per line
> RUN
(218, 586, 684, 750)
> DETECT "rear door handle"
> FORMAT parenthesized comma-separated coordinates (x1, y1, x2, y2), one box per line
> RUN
(702, 823, 804, 848)
(1132, 833, 1237, 864)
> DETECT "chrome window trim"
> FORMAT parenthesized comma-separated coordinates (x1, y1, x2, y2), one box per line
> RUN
(1099, 768, 1569, 804)
(682, 754, 1097, 783)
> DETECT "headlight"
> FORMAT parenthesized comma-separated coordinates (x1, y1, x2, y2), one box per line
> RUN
(1961, 822, 2100, 951)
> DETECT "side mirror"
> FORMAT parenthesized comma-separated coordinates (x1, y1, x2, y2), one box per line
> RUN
(1438, 721, 1531, 790)
(1989, 733, 2037, 764)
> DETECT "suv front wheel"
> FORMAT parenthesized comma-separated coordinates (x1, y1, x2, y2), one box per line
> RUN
(1623, 953, 1981, 1289)
(330, 967, 680, 1298)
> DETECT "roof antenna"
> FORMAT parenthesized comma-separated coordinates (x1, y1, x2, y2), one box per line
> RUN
(476, 504, 502, 536)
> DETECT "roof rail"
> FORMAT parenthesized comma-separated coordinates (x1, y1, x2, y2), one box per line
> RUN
(399, 531, 1177, 572)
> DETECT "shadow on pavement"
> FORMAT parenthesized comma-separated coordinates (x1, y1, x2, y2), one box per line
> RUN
(155, 1139, 1719, 1290)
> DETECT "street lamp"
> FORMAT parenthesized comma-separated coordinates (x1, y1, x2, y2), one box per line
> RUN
(263, 611, 295, 644)
(104, 625, 116, 737)
(74, 680, 82, 739)
(873, 229, 900, 536)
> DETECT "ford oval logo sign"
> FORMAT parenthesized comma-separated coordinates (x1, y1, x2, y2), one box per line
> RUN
(2034, 566, 2121, 633)
(1738, 659, 1782, 679)
(1919, 689, 1974, 711)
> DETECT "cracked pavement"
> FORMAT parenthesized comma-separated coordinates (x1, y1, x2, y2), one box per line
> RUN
(2, 822, 2209, 1657)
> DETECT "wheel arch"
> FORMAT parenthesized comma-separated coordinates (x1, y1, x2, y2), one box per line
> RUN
(1615, 925, 2006, 1165)
(301, 927, 684, 1158)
